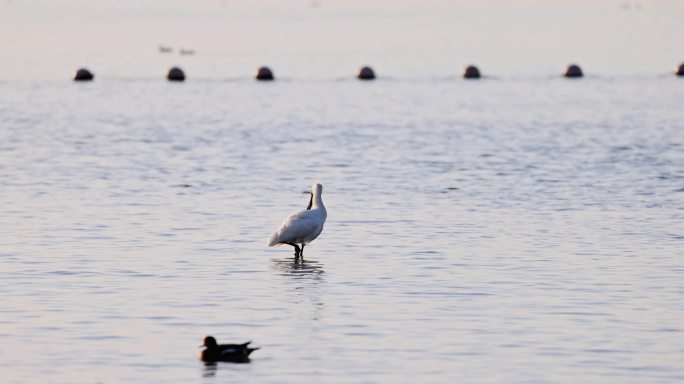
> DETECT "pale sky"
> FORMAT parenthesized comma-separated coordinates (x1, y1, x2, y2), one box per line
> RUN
(1, 0, 682, 79)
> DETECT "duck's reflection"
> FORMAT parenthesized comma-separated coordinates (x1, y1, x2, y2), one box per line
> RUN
(202, 359, 252, 378)
(202, 362, 218, 377)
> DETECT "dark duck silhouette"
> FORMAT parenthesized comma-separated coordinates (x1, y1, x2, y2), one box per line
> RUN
(200, 336, 260, 363)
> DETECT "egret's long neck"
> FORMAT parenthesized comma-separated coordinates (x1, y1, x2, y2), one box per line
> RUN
(311, 191, 324, 210)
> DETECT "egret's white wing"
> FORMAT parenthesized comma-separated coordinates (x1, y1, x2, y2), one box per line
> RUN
(268, 210, 319, 246)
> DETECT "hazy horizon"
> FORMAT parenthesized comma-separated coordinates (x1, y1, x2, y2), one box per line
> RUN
(1, 0, 683, 79)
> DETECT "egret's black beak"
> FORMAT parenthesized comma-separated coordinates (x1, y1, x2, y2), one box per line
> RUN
(306, 192, 313, 210)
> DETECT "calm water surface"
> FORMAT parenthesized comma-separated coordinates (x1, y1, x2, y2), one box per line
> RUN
(1, 76, 684, 383)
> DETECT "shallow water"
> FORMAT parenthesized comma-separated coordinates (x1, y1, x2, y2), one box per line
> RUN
(1, 75, 683, 383)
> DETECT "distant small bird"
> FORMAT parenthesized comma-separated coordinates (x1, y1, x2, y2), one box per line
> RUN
(158, 45, 173, 53)
(268, 182, 327, 259)
(200, 336, 260, 363)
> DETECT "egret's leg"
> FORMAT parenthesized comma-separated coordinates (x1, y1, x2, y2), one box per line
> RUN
(288, 243, 302, 259)
(300, 244, 305, 260)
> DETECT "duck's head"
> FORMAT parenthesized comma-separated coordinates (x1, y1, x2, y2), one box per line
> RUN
(203, 336, 218, 348)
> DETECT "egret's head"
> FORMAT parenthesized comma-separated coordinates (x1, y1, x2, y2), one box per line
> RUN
(312, 182, 323, 195)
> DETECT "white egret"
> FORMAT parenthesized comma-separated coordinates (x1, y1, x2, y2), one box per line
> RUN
(267, 182, 327, 259)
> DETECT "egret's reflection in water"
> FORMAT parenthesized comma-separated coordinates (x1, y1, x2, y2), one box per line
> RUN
(271, 257, 325, 322)
(271, 257, 325, 278)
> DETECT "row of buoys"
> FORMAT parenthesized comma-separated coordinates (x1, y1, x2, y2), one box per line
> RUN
(72, 63, 684, 82)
